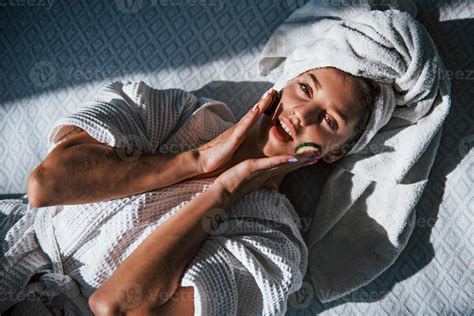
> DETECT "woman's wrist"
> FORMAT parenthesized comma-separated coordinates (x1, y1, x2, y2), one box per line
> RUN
(179, 149, 203, 178)
(207, 183, 233, 210)
(187, 149, 202, 175)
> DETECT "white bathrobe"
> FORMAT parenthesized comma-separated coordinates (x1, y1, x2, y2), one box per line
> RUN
(0, 81, 308, 316)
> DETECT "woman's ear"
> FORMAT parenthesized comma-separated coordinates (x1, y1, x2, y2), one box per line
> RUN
(322, 150, 345, 164)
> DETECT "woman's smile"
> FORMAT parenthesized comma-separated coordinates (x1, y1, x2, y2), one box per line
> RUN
(271, 120, 293, 143)
(257, 110, 297, 157)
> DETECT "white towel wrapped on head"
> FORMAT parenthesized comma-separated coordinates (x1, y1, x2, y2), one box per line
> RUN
(259, 0, 451, 302)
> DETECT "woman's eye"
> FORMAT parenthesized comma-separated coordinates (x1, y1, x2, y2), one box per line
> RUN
(324, 113, 338, 131)
(299, 83, 309, 96)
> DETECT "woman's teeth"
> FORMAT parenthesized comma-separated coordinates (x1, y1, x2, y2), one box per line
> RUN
(277, 120, 293, 140)
(280, 121, 293, 138)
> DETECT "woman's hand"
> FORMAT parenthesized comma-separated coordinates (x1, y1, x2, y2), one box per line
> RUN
(213, 153, 318, 209)
(195, 88, 276, 175)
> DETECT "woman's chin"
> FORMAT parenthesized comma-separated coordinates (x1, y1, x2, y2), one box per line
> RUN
(258, 120, 292, 157)
(259, 137, 291, 157)
(257, 136, 273, 157)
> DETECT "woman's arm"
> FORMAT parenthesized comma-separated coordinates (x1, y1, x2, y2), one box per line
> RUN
(88, 184, 229, 316)
(29, 88, 276, 208)
(27, 129, 202, 207)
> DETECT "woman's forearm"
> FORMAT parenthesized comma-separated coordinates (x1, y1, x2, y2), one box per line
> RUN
(28, 143, 201, 207)
(88, 185, 229, 315)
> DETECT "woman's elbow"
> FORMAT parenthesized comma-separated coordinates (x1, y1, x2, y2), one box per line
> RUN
(89, 290, 157, 316)
(88, 291, 122, 316)
(27, 167, 49, 208)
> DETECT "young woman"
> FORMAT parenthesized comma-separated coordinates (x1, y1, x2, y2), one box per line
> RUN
(2, 66, 379, 316)
(85, 67, 379, 315)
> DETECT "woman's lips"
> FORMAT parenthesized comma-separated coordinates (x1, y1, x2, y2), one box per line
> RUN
(271, 120, 293, 142)
(278, 116, 296, 140)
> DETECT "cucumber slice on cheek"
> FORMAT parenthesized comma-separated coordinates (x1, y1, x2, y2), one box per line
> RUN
(294, 142, 322, 156)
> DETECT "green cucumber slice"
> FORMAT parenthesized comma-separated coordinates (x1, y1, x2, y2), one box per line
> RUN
(294, 142, 321, 155)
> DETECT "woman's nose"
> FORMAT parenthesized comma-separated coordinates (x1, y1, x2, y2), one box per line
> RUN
(293, 105, 322, 127)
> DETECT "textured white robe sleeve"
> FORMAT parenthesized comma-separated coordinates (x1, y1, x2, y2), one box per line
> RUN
(47, 80, 201, 154)
(180, 190, 309, 316)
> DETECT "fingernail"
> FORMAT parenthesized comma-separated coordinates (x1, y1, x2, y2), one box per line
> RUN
(288, 157, 298, 163)
(262, 88, 273, 100)
(305, 155, 318, 165)
(251, 103, 259, 112)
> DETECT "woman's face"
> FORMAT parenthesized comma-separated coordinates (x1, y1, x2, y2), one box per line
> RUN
(257, 67, 364, 164)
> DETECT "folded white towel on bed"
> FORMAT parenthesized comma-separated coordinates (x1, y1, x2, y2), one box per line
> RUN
(258, 0, 451, 302)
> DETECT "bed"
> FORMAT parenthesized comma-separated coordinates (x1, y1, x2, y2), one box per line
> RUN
(0, 0, 472, 314)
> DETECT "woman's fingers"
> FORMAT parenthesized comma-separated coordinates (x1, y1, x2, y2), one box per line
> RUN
(251, 88, 275, 114)
(195, 88, 278, 175)
(248, 154, 296, 173)
(254, 154, 317, 191)
(250, 155, 311, 190)
(256, 153, 318, 177)
(249, 152, 317, 173)
(232, 88, 275, 139)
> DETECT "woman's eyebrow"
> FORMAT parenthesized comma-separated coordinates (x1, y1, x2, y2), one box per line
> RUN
(328, 102, 349, 126)
(307, 73, 349, 126)
(307, 73, 321, 90)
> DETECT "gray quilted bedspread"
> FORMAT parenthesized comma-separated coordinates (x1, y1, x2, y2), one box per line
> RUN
(0, 0, 472, 314)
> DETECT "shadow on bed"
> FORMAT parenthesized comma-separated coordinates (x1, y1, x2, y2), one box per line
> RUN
(190, 7, 473, 308)
(288, 10, 473, 313)
(1, 5, 471, 314)
(1, 1, 293, 105)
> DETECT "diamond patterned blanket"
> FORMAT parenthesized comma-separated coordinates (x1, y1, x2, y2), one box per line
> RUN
(0, 0, 472, 314)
